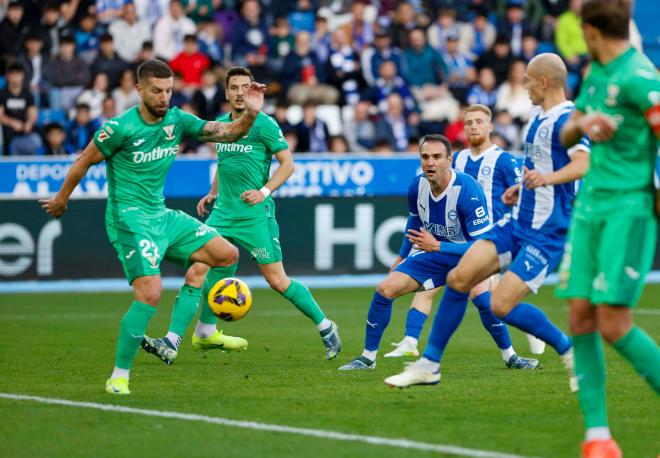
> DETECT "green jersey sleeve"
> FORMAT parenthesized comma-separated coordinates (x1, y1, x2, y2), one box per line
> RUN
(93, 119, 124, 158)
(574, 67, 592, 113)
(177, 108, 208, 138)
(626, 67, 660, 113)
(260, 114, 289, 153)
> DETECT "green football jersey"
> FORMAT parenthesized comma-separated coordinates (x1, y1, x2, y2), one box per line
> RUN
(93, 106, 207, 222)
(211, 111, 288, 221)
(575, 47, 660, 196)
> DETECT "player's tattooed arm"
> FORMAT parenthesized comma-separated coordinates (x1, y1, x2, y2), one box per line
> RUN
(39, 141, 105, 218)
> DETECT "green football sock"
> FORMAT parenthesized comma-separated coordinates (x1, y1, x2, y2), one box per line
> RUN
(613, 326, 660, 394)
(199, 264, 238, 325)
(114, 301, 156, 370)
(169, 284, 202, 336)
(573, 332, 609, 429)
(281, 278, 326, 325)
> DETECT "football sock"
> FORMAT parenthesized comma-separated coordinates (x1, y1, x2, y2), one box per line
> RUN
(422, 287, 468, 363)
(195, 321, 217, 339)
(585, 427, 611, 442)
(501, 346, 516, 362)
(364, 292, 393, 352)
(573, 333, 608, 429)
(110, 367, 129, 380)
(199, 264, 238, 325)
(361, 349, 377, 361)
(114, 301, 156, 370)
(405, 307, 428, 340)
(612, 326, 660, 393)
(169, 284, 202, 337)
(472, 292, 513, 351)
(502, 303, 571, 354)
(317, 318, 332, 332)
(281, 278, 326, 325)
(165, 332, 181, 350)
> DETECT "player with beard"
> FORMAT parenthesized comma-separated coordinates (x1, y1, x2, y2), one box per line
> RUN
(40, 59, 266, 395)
(385, 104, 542, 369)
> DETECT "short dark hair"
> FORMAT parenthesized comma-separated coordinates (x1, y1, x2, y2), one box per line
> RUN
(100, 33, 113, 42)
(225, 66, 254, 87)
(581, 0, 630, 39)
(137, 59, 173, 82)
(6, 62, 25, 74)
(44, 122, 65, 134)
(183, 34, 197, 43)
(419, 134, 452, 158)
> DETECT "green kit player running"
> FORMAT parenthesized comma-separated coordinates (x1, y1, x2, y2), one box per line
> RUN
(168, 66, 340, 359)
(40, 59, 266, 395)
(558, 1, 660, 456)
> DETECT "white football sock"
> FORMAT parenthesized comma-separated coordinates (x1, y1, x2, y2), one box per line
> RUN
(361, 349, 377, 361)
(501, 346, 516, 362)
(585, 427, 611, 441)
(165, 331, 181, 350)
(418, 357, 440, 373)
(111, 367, 129, 380)
(195, 321, 217, 339)
(317, 318, 332, 332)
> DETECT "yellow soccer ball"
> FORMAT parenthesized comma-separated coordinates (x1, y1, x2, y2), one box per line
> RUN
(207, 277, 253, 321)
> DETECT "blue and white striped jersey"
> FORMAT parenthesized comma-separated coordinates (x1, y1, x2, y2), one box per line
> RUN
(453, 145, 522, 223)
(515, 101, 590, 234)
(399, 170, 491, 257)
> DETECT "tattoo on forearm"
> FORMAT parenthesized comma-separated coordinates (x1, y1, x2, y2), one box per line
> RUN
(199, 114, 256, 143)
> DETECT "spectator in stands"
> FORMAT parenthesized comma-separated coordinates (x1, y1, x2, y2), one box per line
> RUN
(467, 67, 498, 110)
(364, 60, 417, 116)
(95, 0, 128, 26)
(374, 93, 419, 152)
(273, 100, 295, 134)
(311, 14, 332, 64)
(555, 0, 588, 70)
(198, 21, 223, 65)
(521, 32, 539, 62)
(91, 33, 128, 88)
(476, 35, 514, 86)
(130, 40, 155, 72)
(344, 99, 376, 152)
(170, 34, 211, 91)
(35, 2, 70, 59)
(538, 0, 569, 43)
(182, 0, 217, 24)
(371, 139, 393, 154)
(342, 0, 374, 53)
(268, 16, 295, 75)
(295, 103, 330, 153)
(288, 0, 315, 35)
(231, 0, 268, 72)
(444, 103, 468, 148)
(361, 29, 403, 87)
(76, 71, 109, 119)
(112, 68, 139, 113)
(403, 28, 459, 122)
(170, 72, 190, 108)
(427, 7, 460, 54)
(108, 2, 152, 63)
(442, 32, 476, 103)
(18, 32, 51, 107)
(329, 135, 349, 154)
(495, 59, 532, 123)
(38, 122, 74, 155)
(0, 1, 30, 73)
(65, 102, 98, 153)
(153, 0, 197, 61)
(497, 0, 533, 57)
(75, 13, 103, 64)
(133, 0, 170, 27)
(460, 8, 496, 60)
(98, 95, 116, 124)
(281, 31, 339, 106)
(0, 63, 42, 155)
(326, 28, 363, 106)
(389, 3, 422, 49)
(191, 69, 224, 120)
(493, 110, 521, 151)
(50, 35, 90, 113)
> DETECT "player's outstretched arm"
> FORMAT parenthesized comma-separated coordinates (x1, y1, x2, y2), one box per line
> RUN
(39, 141, 105, 218)
(240, 149, 294, 206)
(198, 82, 266, 143)
(561, 110, 617, 146)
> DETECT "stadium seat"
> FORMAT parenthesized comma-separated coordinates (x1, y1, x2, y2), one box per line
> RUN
(37, 109, 67, 127)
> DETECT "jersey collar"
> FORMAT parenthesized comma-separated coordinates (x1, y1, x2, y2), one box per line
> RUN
(430, 169, 456, 202)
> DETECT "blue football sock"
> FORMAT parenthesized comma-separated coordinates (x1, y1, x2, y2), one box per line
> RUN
(405, 307, 428, 340)
(364, 292, 394, 351)
(472, 292, 512, 350)
(422, 287, 469, 362)
(503, 302, 571, 354)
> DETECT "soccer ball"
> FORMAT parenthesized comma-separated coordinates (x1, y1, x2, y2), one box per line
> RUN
(207, 277, 253, 321)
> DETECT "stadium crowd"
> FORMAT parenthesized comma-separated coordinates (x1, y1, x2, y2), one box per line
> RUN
(0, 0, 636, 156)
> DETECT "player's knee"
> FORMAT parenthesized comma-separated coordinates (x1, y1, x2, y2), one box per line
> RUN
(598, 320, 631, 344)
(266, 273, 289, 293)
(214, 245, 239, 267)
(136, 284, 162, 307)
(377, 281, 399, 299)
(568, 308, 595, 335)
(185, 263, 209, 287)
(489, 294, 511, 318)
(447, 268, 470, 293)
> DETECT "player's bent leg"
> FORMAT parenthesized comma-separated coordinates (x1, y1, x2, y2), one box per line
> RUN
(447, 240, 500, 293)
(385, 289, 437, 358)
(107, 275, 161, 394)
(339, 273, 420, 371)
(600, 305, 660, 394)
(190, 234, 239, 267)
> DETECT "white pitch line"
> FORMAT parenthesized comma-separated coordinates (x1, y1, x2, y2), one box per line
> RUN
(0, 393, 536, 458)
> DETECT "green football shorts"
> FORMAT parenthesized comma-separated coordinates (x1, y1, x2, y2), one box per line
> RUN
(207, 215, 283, 265)
(107, 208, 219, 283)
(556, 213, 657, 307)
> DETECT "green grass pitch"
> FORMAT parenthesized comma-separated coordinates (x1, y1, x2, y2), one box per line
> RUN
(1, 285, 658, 457)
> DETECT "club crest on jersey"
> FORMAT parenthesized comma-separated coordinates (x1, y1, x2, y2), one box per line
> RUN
(163, 125, 175, 140)
(448, 210, 458, 220)
(480, 166, 492, 176)
(605, 84, 619, 107)
(98, 129, 110, 142)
